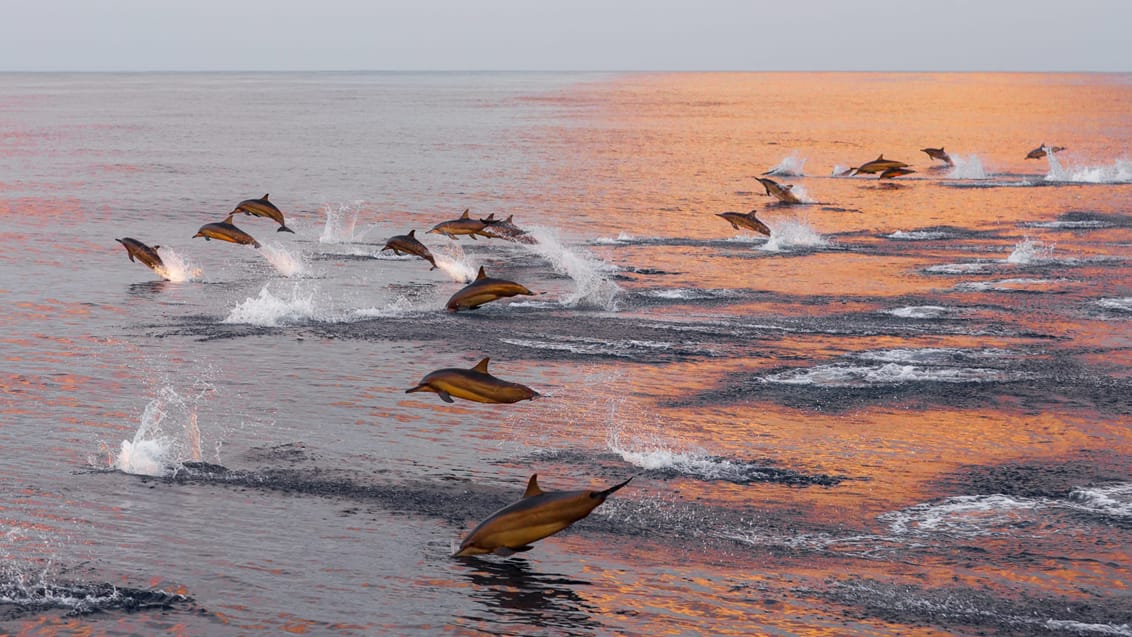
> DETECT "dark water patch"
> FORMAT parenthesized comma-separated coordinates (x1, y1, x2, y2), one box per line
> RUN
(453, 559, 602, 637)
(934, 452, 1132, 500)
(814, 578, 1132, 636)
(0, 579, 195, 622)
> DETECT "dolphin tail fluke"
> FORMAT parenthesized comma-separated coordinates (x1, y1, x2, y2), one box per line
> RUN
(594, 476, 633, 500)
(252, 240, 262, 249)
(277, 225, 295, 234)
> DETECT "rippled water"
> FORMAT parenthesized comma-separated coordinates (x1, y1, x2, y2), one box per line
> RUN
(2, 71, 1131, 635)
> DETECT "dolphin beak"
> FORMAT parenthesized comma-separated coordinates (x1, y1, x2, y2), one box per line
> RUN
(593, 476, 633, 499)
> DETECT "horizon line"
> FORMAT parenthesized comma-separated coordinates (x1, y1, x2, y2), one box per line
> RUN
(1, 68, 1129, 75)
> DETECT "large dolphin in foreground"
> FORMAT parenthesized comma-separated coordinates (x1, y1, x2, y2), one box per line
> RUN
(446, 266, 535, 311)
(115, 237, 166, 278)
(428, 209, 500, 240)
(382, 229, 437, 269)
(754, 177, 802, 205)
(850, 154, 910, 176)
(453, 474, 632, 557)
(920, 147, 953, 166)
(715, 210, 771, 236)
(232, 194, 294, 233)
(405, 357, 539, 404)
(192, 215, 261, 248)
(1026, 143, 1066, 160)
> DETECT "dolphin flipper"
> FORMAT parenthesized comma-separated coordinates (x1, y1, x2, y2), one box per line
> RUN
(437, 390, 454, 403)
(277, 225, 295, 233)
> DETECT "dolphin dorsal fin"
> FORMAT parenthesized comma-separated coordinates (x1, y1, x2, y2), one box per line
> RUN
(460, 208, 470, 219)
(476, 266, 487, 281)
(523, 474, 543, 498)
(876, 154, 884, 160)
(407, 229, 415, 238)
(223, 214, 234, 224)
(505, 215, 513, 222)
(262, 194, 270, 200)
(472, 357, 490, 373)
(485, 213, 495, 220)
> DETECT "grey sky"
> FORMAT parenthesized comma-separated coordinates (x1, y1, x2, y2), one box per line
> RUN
(2, 0, 1129, 72)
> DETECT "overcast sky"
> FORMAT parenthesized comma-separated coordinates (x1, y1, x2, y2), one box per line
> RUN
(2, 0, 1128, 72)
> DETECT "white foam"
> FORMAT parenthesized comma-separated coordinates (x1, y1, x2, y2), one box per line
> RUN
(855, 348, 1010, 366)
(1043, 620, 1132, 636)
(318, 200, 373, 243)
(640, 288, 736, 301)
(888, 230, 952, 241)
(522, 226, 622, 310)
(885, 306, 956, 319)
(1046, 154, 1132, 184)
(1066, 483, 1132, 518)
(223, 283, 319, 326)
(953, 278, 1061, 292)
(432, 241, 478, 283)
(112, 385, 208, 476)
(259, 241, 308, 277)
(153, 247, 204, 282)
(926, 262, 995, 274)
(832, 164, 850, 176)
(1097, 297, 1132, 313)
(760, 218, 827, 252)
(594, 232, 638, 245)
(500, 335, 674, 358)
(350, 296, 417, 319)
(945, 154, 988, 180)
(763, 152, 807, 177)
(882, 494, 1042, 538)
(1006, 237, 1055, 264)
(1023, 220, 1113, 229)
(762, 362, 1029, 387)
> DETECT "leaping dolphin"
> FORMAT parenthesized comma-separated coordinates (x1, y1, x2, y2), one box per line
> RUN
(453, 474, 632, 557)
(405, 357, 539, 404)
(192, 214, 261, 248)
(878, 166, 916, 179)
(446, 266, 535, 312)
(382, 229, 437, 269)
(754, 177, 802, 205)
(115, 237, 166, 278)
(920, 147, 953, 166)
(232, 194, 294, 233)
(715, 210, 770, 236)
(850, 154, 910, 176)
(481, 214, 534, 243)
(1026, 143, 1066, 160)
(427, 209, 501, 240)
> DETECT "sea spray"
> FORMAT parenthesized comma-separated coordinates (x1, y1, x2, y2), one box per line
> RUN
(946, 154, 988, 180)
(224, 283, 320, 326)
(522, 226, 621, 310)
(112, 384, 212, 476)
(432, 241, 478, 283)
(1006, 237, 1055, 264)
(760, 217, 827, 252)
(154, 247, 204, 282)
(318, 200, 372, 243)
(1045, 154, 1132, 183)
(763, 152, 806, 177)
(259, 241, 308, 277)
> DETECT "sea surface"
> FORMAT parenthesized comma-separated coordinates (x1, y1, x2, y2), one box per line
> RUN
(1, 71, 1131, 636)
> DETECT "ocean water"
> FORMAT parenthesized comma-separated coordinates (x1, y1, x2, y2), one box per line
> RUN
(2, 71, 1131, 635)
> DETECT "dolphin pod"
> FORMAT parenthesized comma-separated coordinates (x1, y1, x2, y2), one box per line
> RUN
(405, 357, 539, 404)
(427, 209, 501, 240)
(232, 194, 295, 233)
(382, 229, 437, 269)
(115, 237, 167, 278)
(920, 147, 953, 166)
(446, 266, 535, 311)
(1026, 143, 1066, 160)
(716, 210, 771, 236)
(755, 176, 803, 205)
(453, 474, 632, 557)
(192, 214, 262, 248)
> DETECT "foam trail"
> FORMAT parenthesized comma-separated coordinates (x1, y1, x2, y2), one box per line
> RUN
(260, 241, 307, 277)
(945, 154, 988, 179)
(764, 152, 806, 177)
(432, 241, 477, 282)
(154, 247, 204, 282)
(112, 384, 211, 476)
(319, 200, 374, 243)
(224, 283, 319, 326)
(760, 218, 827, 252)
(1006, 237, 1055, 264)
(523, 226, 622, 310)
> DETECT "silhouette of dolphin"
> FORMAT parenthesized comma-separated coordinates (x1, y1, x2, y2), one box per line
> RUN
(920, 147, 953, 166)
(382, 229, 437, 269)
(115, 237, 166, 277)
(481, 214, 534, 243)
(716, 210, 771, 236)
(232, 194, 294, 233)
(453, 474, 632, 557)
(446, 266, 535, 311)
(754, 177, 802, 204)
(428, 209, 500, 240)
(878, 167, 916, 179)
(851, 154, 910, 175)
(192, 214, 261, 248)
(1026, 143, 1066, 160)
(405, 357, 539, 404)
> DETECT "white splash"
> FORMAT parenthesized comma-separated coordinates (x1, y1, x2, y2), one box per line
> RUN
(888, 230, 952, 241)
(945, 154, 988, 180)
(522, 226, 621, 310)
(1066, 483, 1132, 519)
(1046, 154, 1132, 183)
(762, 362, 1031, 387)
(882, 494, 1043, 538)
(152, 247, 204, 282)
(789, 184, 816, 204)
(760, 218, 827, 252)
(318, 200, 371, 243)
(763, 152, 807, 177)
(885, 306, 957, 319)
(1097, 297, 1132, 313)
(112, 384, 210, 476)
(432, 241, 478, 283)
(350, 295, 417, 319)
(640, 288, 736, 301)
(259, 241, 308, 277)
(593, 232, 639, 245)
(953, 278, 1061, 292)
(1006, 237, 1055, 264)
(832, 164, 851, 176)
(223, 283, 319, 326)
